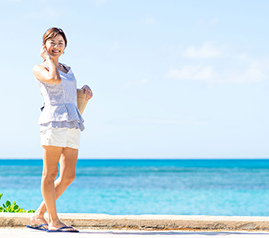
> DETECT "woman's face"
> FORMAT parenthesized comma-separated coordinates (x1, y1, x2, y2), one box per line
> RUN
(44, 34, 66, 58)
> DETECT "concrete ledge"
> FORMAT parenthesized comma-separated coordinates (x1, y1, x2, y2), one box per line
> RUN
(1, 213, 269, 231)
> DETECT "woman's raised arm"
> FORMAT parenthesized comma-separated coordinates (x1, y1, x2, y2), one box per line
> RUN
(33, 47, 61, 84)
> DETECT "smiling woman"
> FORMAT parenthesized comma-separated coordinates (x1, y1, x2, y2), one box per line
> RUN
(28, 27, 93, 233)
(43, 28, 67, 60)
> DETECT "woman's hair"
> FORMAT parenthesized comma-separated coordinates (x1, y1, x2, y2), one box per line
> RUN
(43, 27, 67, 46)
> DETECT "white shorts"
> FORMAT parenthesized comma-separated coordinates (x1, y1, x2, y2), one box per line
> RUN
(40, 127, 81, 149)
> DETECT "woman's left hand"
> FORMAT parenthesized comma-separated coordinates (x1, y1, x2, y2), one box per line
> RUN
(81, 85, 93, 101)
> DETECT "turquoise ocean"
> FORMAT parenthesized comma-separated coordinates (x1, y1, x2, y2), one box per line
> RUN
(1, 159, 269, 216)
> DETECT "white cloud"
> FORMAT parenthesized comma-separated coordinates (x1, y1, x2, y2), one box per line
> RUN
(166, 56, 269, 86)
(167, 42, 269, 86)
(184, 42, 223, 59)
(223, 58, 269, 84)
(121, 78, 149, 89)
(144, 14, 156, 25)
(166, 66, 215, 82)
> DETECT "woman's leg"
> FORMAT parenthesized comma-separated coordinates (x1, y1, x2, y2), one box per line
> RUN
(40, 146, 62, 225)
(31, 147, 78, 229)
(56, 147, 79, 193)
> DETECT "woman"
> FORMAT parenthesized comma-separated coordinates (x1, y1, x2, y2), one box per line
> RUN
(27, 27, 92, 232)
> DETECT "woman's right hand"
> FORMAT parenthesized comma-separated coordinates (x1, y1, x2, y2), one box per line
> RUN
(40, 46, 51, 60)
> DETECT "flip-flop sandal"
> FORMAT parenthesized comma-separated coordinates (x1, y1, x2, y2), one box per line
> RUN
(26, 223, 48, 231)
(47, 226, 79, 232)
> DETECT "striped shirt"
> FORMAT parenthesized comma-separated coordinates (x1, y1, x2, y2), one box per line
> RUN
(37, 63, 85, 132)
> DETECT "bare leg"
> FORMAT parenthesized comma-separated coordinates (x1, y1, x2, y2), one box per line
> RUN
(40, 145, 62, 227)
(31, 147, 78, 231)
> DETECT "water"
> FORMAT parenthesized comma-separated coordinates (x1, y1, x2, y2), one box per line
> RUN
(1, 159, 269, 216)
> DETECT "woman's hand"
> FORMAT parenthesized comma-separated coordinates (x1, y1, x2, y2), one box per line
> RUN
(81, 85, 93, 101)
(40, 46, 51, 60)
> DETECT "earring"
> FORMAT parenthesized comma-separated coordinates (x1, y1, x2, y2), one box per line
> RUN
(63, 51, 65, 55)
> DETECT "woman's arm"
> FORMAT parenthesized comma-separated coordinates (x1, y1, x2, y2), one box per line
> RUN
(33, 47, 61, 84)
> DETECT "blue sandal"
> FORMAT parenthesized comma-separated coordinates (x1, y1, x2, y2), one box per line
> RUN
(26, 223, 48, 231)
(47, 226, 79, 232)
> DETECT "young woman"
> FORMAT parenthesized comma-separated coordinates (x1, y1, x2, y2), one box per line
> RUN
(28, 27, 92, 232)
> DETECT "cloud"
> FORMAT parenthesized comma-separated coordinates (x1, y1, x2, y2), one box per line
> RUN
(166, 56, 269, 85)
(120, 78, 149, 89)
(166, 42, 269, 86)
(144, 14, 156, 25)
(166, 66, 215, 82)
(223, 58, 269, 84)
(184, 42, 223, 59)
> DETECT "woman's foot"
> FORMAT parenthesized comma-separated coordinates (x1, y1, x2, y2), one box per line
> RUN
(48, 220, 78, 232)
(30, 214, 48, 230)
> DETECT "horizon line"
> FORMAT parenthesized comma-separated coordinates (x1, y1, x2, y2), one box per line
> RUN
(1, 158, 269, 160)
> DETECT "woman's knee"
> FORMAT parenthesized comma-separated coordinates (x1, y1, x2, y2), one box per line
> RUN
(42, 169, 59, 182)
(60, 173, 76, 185)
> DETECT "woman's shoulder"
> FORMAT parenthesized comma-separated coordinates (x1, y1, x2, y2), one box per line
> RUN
(33, 64, 49, 76)
(33, 63, 48, 71)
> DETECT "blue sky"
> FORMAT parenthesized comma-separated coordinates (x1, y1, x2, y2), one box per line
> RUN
(0, 0, 269, 158)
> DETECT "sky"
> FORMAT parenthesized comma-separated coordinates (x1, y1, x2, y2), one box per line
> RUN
(0, 0, 269, 159)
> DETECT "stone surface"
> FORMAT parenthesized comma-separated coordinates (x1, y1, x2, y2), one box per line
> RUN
(1, 228, 269, 238)
(1, 213, 269, 231)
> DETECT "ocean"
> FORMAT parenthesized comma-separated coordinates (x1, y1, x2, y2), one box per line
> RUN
(1, 159, 269, 216)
